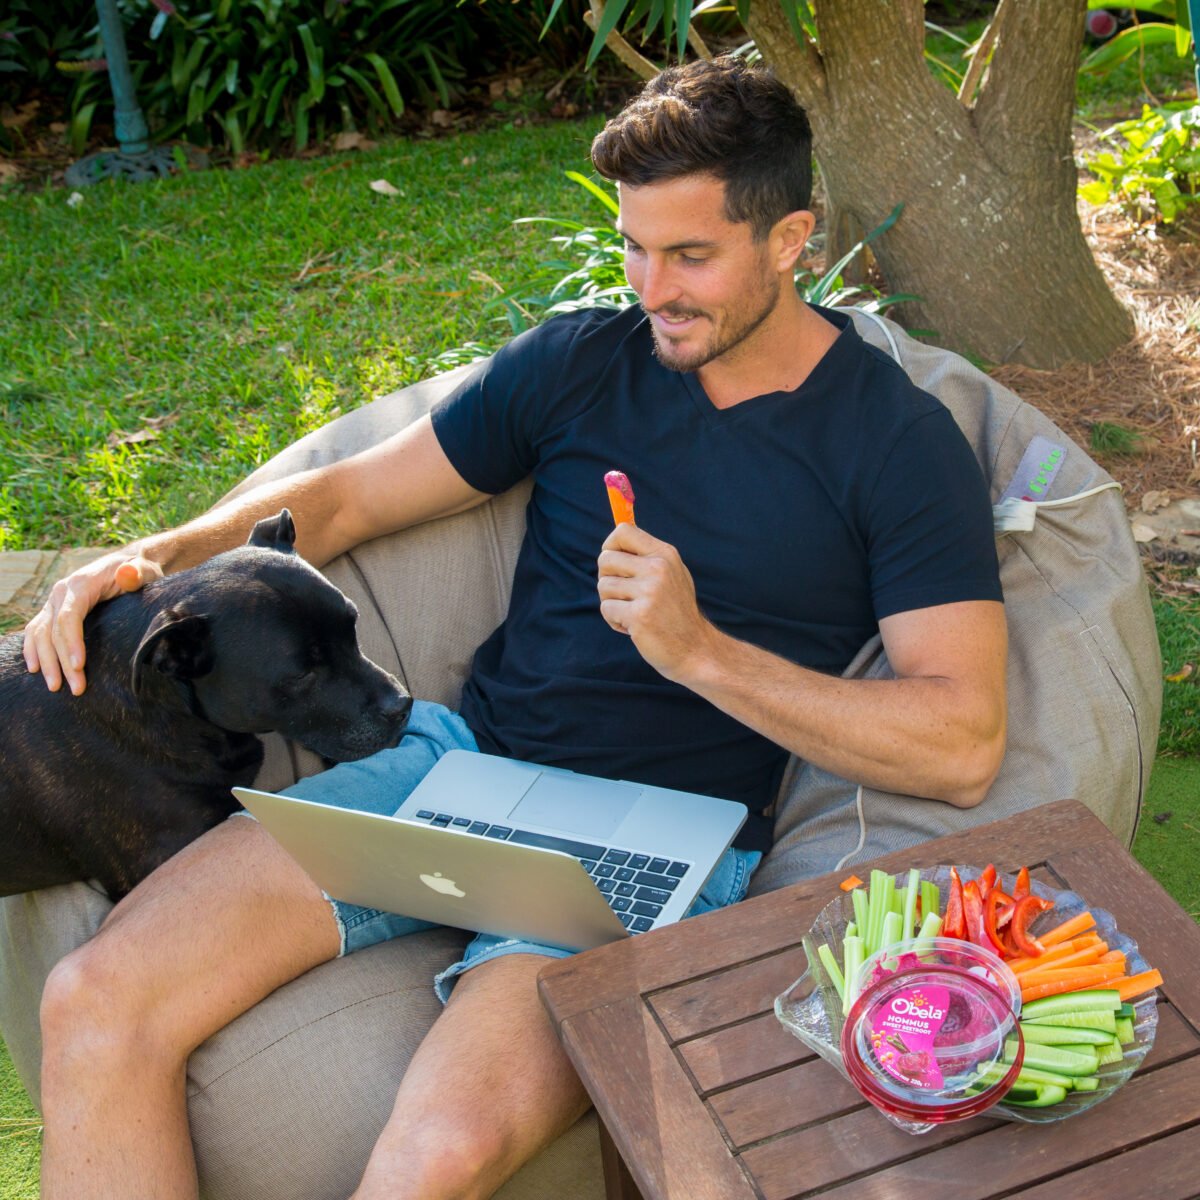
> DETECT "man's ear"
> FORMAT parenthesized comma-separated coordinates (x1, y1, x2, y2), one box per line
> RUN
(247, 508, 297, 554)
(130, 609, 215, 696)
(771, 209, 817, 275)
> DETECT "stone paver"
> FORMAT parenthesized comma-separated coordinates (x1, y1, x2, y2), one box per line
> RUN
(0, 547, 109, 626)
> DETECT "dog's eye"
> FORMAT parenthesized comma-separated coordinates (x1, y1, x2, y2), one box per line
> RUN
(279, 670, 317, 694)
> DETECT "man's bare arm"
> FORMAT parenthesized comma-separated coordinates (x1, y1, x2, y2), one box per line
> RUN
(597, 525, 1007, 806)
(24, 414, 488, 695)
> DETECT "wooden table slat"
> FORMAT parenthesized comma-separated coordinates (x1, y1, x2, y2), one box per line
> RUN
(1008, 1123, 1200, 1200)
(559, 995, 755, 1200)
(648, 947, 806, 1043)
(676, 1010, 811, 1096)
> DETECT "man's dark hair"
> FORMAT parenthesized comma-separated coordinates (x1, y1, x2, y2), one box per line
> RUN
(591, 56, 813, 241)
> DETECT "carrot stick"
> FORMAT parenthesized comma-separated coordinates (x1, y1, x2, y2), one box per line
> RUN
(1098, 950, 1126, 965)
(1036, 911, 1096, 948)
(1020, 964, 1125, 1002)
(1017, 944, 1109, 979)
(1115, 969, 1164, 1002)
(840, 874, 864, 892)
(1007, 934, 1103, 972)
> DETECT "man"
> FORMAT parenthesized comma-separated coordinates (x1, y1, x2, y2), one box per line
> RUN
(23, 57, 1006, 1200)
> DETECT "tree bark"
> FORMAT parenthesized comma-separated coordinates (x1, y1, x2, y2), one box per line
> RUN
(744, 0, 1133, 367)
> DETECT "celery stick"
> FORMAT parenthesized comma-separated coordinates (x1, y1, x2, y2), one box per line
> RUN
(916, 912, 943, 943)
(845, 921, 858, 939)
(878, 872, 896, 946)
(880, 910, 902, 952)
(901, 867, 920, 937)
(865, 870, 886, 954)
(817, 943, 845, 1002)
(921, 881, 940, 925)
(851, 886, 869, 940)
(843, 935, 864, 1015)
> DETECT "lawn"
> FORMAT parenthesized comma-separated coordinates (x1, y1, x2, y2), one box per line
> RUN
(1, 30, 1197, 1193)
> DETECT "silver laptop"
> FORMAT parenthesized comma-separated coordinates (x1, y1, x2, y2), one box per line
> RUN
(233, 750, 746, 952)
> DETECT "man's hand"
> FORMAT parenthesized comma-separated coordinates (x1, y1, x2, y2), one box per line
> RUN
(23, 550, 163, 695)
(596, 523, 718, 682)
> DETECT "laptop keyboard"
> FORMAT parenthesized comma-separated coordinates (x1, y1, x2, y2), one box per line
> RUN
(412, 810, 690, 933)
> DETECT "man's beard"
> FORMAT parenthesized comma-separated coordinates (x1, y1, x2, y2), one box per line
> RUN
(645, 273, 780, 373)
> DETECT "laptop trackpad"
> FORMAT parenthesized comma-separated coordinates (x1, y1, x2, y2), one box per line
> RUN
(507, 773, 640, 840)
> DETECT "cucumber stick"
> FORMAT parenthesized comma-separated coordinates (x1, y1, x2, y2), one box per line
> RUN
(1018, 1022, 1115, 1047)
(1005, 1039, 1098, 1076)
(1020, 989, 1121, 1021)
(1005, 1083, 1069, 1108)
(1021, 1008, 1117, 1033)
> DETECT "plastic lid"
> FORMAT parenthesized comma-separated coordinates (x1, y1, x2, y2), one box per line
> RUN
(839, 938, 1024, 1123)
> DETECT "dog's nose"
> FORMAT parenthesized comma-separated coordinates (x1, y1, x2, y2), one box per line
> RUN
(378, 689, 413, 729)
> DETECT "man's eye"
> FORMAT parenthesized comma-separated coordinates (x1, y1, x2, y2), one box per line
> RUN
(680, 254, 706, 266)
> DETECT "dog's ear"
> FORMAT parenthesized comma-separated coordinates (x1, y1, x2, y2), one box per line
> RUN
(247, 509, 297, 554)
(130, 609, 215, 696)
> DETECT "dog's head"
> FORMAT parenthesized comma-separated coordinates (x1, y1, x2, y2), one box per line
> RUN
(131, 510, 411, 760)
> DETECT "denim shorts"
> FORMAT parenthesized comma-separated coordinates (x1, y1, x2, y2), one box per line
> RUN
(271, 700, 761, 1002)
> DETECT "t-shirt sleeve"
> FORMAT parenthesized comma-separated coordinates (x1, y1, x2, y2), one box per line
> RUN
(865, 405, 1002, 620)
(430, 318, 574, 495)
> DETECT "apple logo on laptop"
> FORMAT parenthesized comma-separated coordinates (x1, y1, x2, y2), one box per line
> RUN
(420, 871, 466, 898)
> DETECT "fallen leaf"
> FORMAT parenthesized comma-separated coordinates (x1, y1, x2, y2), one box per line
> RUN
(106, 427, 160, 449)
(1130, 522, 1158, 543)
(461, 155, 477, 167)
(333, 131, 376, 152)
(1165, 663, 1194, 683)
(430, 109, 454, 128)
(0, 160, 20, 186)
(369, 179, 402, 196)
(1141, 489, 1170, 513)
(1152, 811, 1173, 824)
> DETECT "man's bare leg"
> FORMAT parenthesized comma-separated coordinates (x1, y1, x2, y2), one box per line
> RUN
(38, 817, 340, 1200)
(351, 953, 590, 1200)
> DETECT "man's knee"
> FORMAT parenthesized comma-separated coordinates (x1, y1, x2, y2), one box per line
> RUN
(40, 942, 154, 1076)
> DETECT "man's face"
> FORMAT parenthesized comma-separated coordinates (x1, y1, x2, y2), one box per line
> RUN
(617, 174, 781, 374)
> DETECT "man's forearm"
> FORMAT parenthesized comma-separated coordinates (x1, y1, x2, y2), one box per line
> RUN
(675, 623, 1007, 807)
(131, 466, 351, 576)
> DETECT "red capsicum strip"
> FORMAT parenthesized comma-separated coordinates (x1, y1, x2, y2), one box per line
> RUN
(983, 886, 1010, 954)
(962, 879, 986, 948)
(944, 867, 966, 940)
(1009, 893, 1055, 957)
(1013, 866, 1031, 899)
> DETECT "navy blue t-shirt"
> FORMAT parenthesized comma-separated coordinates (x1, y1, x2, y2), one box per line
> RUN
(431, 305, 1001, 849)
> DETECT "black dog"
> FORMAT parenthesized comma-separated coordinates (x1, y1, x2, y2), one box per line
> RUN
(0, 510, 411, 900)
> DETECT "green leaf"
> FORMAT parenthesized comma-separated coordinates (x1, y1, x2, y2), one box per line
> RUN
(69, 100, 95, 155)
(587, 0, 632, 69)
(363, 52, 403, 116)
(297, 22, 324, 105)
(565, 170, 621, 215)
(1087, 0, 1174, 15)
(225, 58, 239, 96)
(540, 0, 568, 38)
(1079, 179, 1113, 205)
(1080, 22, 1180, 74)
(340, 63, 388, 115)
(808, 203, 903, 306)
(264, 73, 289, 127)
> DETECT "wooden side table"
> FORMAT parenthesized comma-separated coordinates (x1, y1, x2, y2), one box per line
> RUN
(538, 800, 1200, 1200)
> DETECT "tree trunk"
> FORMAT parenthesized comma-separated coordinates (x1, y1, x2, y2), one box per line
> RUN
(745, 0, 1134, 367)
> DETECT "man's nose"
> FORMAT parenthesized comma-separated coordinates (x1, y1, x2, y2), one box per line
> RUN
(637, 257, 679, 312)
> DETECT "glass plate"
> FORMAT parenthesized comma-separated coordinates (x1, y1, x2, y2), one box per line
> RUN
(775, 865, 1158, 1126)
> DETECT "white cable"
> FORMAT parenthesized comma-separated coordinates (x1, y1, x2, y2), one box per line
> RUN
(834, 785, 868, 871)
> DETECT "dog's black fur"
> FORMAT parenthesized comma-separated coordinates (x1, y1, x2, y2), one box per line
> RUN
(0, 510, 411, 900)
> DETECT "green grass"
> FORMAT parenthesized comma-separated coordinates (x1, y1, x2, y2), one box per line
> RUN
(0, 1037, 39, 1200)
(0, 117, 605, 553)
